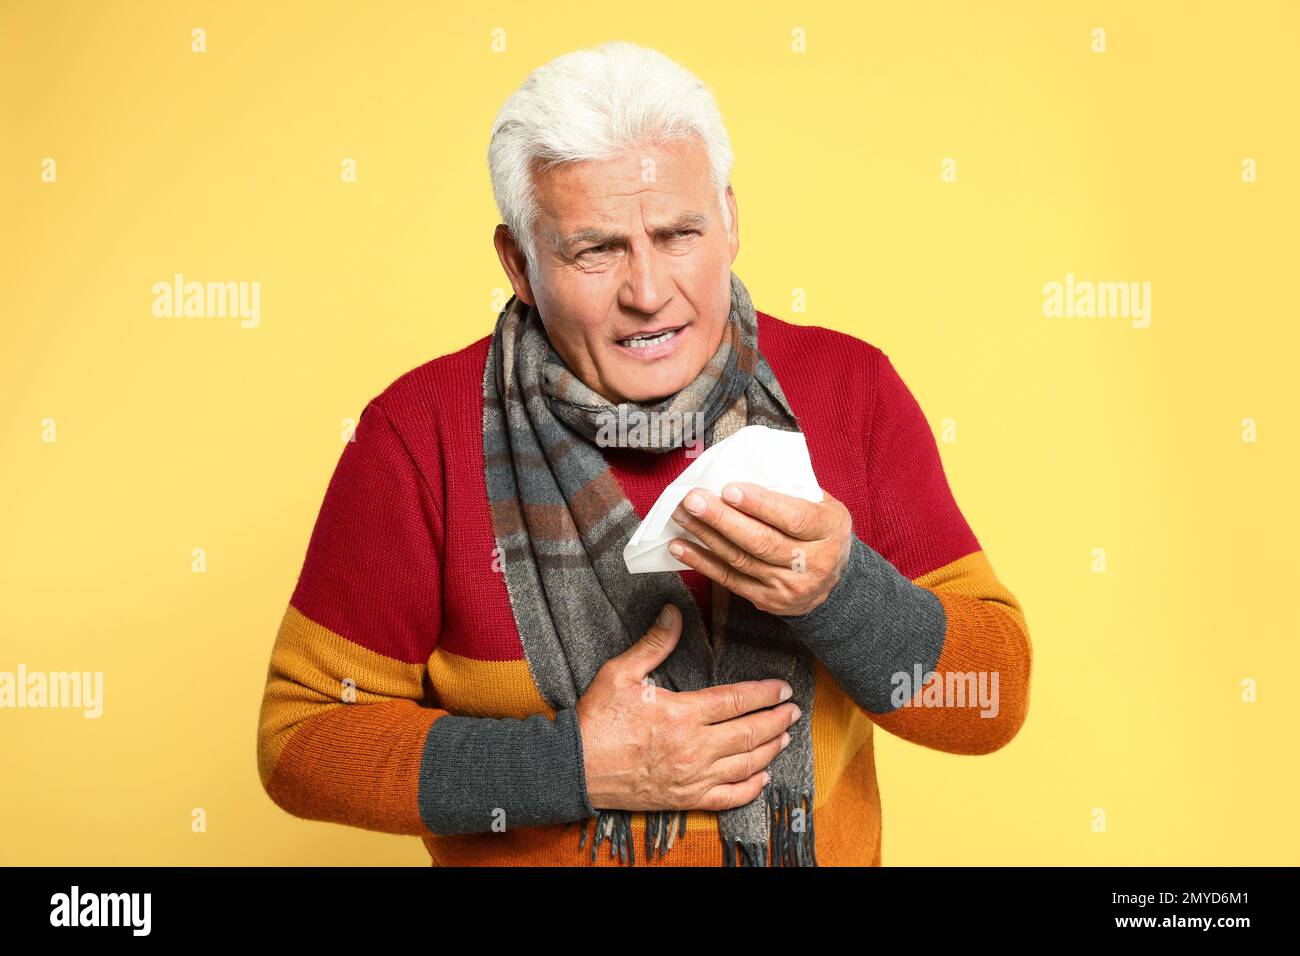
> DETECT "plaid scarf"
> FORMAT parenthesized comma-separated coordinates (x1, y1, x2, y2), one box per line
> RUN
(482, 270, 818, 866)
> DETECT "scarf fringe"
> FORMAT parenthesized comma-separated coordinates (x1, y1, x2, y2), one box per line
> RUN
(766, 781, 818, 867)
(574, 784, 817, 866)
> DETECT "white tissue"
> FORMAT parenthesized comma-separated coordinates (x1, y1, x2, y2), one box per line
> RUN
(622, 424, 824, 574)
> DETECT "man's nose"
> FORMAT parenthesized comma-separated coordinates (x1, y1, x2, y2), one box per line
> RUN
(619, 241, 671, 315)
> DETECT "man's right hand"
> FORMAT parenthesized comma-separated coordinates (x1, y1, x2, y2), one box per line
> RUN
(575, 603, 802, 813)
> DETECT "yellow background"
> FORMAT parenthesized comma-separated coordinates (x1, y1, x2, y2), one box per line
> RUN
(2, 0, 1296, 865)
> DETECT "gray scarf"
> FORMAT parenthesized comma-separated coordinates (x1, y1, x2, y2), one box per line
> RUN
(481, 270, 817, 865)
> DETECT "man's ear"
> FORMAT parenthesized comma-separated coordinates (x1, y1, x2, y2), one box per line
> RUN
(724, 185, 739, 264)
(493, 224, 536, 306)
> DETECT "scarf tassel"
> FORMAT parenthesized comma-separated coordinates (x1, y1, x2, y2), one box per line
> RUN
(574, 784, 816, 866)
(766, 782, 817, 867)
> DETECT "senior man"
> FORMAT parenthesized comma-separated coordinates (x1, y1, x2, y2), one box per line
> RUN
(257, 41, 1032, 866)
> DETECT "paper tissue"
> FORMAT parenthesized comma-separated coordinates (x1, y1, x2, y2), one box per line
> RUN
(622, 424, 824, 573)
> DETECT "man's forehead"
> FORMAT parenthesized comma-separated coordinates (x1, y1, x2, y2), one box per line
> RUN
(553, 210, 711, 248)
(533, 143, 714, 243)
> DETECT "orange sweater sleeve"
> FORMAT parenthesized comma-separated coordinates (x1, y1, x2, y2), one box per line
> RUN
(865, 350, 1032, 754)
(257, 400, 594, 839)
(256, 401, 449, 835)
(785, 349, 1032, 755)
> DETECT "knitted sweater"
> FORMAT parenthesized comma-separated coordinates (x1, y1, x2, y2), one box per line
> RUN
(256, 311, 1033, 865)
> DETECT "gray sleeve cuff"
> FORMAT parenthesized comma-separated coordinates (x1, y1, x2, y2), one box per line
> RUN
(417, 706, 596, 835)
(783, 535, 948, 714)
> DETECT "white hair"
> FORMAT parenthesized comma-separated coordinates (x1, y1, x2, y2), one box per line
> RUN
(487, 40, 735, 279)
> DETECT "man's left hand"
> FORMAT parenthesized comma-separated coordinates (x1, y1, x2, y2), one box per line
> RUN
(669, 482, 854, 617)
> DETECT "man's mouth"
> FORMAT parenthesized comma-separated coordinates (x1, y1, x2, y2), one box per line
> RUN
(616, 326, 683, 349)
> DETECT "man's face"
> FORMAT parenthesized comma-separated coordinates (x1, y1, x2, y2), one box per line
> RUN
(495, 136, 739, 404)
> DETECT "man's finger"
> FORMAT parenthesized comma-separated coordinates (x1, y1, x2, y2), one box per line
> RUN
(674, 489, 798, 566)
(614, 603, 682, 681)
(669, 537, 767, 605)
(672, 508, 783, 580)
(673, 678, 794, 726)
(717, 482, 832, 541)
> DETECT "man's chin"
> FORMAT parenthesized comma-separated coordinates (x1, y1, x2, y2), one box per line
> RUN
(607, 366, 695, 403)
